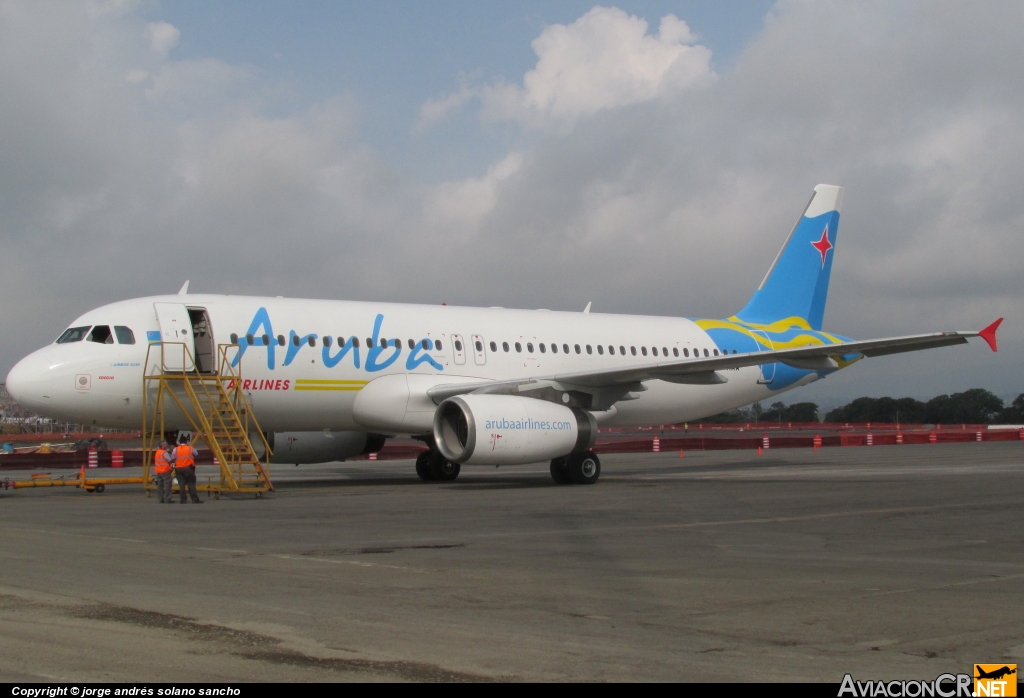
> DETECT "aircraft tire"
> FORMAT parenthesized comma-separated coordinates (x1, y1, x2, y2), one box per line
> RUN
(430, 453, 461, 481)
(415, 452, 435, 481)
(567, 451, 600, 485)
(549, 457, 573, 484)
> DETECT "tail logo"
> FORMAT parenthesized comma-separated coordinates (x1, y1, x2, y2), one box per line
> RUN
(811, 226, 833, 268)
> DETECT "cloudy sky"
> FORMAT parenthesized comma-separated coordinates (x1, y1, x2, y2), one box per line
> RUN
(1, 0, 1020, 409)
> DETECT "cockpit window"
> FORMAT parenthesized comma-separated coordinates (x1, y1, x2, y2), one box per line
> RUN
(86, 326, 114, 344)
(114, 326, 135, 344)
(56, 326, 91, 343)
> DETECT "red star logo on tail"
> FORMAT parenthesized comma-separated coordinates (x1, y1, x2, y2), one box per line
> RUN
(811, 226, 832, 268)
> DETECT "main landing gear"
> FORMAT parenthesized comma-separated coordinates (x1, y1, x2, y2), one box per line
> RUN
(415, 451, 461, 482)
(550, 451, 601, 485)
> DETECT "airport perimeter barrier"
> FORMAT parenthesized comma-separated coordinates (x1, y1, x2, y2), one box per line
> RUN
(3, 428, 1022, 469)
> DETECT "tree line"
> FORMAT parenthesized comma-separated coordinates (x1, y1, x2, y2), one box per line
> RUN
(699, 389, 1024, 425)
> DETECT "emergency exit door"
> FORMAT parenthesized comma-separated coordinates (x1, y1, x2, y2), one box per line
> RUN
(154, 303, 195, 371)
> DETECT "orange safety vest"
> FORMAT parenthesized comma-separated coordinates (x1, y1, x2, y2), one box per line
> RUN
(154, 448, 172, 474)
(174, 444, 195, 468)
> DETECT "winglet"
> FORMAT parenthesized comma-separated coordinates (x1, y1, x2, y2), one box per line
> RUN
(178, 280, 189, 295)
(979, 317, 1002, 352)
(583, 302, 592, 314)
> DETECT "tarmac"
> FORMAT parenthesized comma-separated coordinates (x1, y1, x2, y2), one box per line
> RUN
(0, 441, 1022, 682)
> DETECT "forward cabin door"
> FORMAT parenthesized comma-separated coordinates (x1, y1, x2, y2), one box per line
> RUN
(751, 330, 775, 384)
(154, 303, 195, 371)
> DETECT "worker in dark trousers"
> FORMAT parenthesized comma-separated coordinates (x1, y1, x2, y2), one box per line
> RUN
(154, 439, 174, 503)
(173, 434, 203, 504)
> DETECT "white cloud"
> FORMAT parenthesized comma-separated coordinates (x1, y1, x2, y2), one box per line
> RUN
(479, 7, 714, 128)
(2, 0, 1023, 404)
(145, 20, 179, 57)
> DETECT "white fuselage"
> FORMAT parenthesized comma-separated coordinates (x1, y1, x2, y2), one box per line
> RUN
(6, 294, 814, 431)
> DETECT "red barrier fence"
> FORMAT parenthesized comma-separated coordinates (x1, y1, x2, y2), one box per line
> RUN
(2, 428, 1021, 470)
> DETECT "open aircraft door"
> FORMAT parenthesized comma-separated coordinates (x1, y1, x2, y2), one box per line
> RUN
(751, 330, 775, 384)
(154, 303, 195, 371)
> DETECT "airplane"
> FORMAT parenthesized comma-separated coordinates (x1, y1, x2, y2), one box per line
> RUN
(4, 185, 1002, 485)
(975, 666, 1017, 681)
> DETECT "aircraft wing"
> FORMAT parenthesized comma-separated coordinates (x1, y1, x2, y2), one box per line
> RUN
(426, 319, 1001, 407)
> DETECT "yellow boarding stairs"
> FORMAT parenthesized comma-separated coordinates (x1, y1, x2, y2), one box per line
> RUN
(142, 342, 273, 498)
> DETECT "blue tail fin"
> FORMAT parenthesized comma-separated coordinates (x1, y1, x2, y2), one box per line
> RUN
(735, 184, 843, 330)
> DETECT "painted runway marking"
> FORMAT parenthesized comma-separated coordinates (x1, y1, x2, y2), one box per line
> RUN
(274, 554, 427, 574)
(10, 528, 145, 544)
(866, 572, 1024, 597)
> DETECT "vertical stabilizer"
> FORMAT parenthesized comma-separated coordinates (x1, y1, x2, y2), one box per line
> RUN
(735, 184, 843, 330)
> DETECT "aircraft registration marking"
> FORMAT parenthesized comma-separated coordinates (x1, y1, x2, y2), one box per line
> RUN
(293, 379, 369, 391)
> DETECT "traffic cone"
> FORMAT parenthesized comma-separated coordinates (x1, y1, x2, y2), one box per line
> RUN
(757, 446, 762, 455)
(678, 449, 684, 458)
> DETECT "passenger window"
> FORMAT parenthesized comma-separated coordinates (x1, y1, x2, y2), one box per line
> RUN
(527, 343, 534, 353)
(733, 349, 738, 354)
(454, 339, 463, 351)
(259, 334, 267, 345)
(247, 334, 255, 345)
(662, 347, 668, 356)
(366, 338, 373, 348)
(229, 333, 238, 344)
(641, 347, 647, 356)
(292, 335, 300, 346)
(652, 347, 658, 356)
(434, 339, 442, 351)
(381, 338, 389, 348)
(597, 345, 604, 355)
(392, 338, 400, 347)
(309, 337, 317, 347)
(515, 342, 522, 353)
(713, 348, 719, 356)
(353, 337, 361, 348)
(489, 341, 497, 352)
(619, 346, 625, 355)
(408, 338, 415, 350)
(673, 347, 679, 357)
(278, 335, 286, 346)
(574, 344, 581, 354)
(475, 340, 483, 351)
(684, 348, 690, 357)
(703, 348, 709, 357)
(87, 326, 114, 344)
(551, 343, 557, 354)
(422, 339, 430, 350)
(563, 344, 570, 354)
(324, 336, 333, 348)
(607, 346, 614, 355)
(114, 326, 135, 344)
(586, 345, 592, 354)
(503, 342, 509, 352)
(539, 343, 546, 353)
(631, 346, 637, 356)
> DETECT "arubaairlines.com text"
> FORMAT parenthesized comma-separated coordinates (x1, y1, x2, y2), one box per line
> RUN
(839, 673, 972, 697)
(483, 418, 573, 431)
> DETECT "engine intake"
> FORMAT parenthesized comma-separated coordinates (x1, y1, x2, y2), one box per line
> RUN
(433, 394, 597, 465)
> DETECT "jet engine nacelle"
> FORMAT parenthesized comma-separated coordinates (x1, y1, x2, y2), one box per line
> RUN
(265, 431, 385, 465)
(433, 394, 597, 465)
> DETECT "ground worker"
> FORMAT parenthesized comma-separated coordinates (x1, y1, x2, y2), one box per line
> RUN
(154, 439, 174, 503)
(173, 434, 202, 504)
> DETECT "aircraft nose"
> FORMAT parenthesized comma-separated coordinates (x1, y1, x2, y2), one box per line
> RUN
(5, 349, 55, 412)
